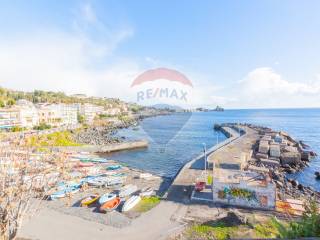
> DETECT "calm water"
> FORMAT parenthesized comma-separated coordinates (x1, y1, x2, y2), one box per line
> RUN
(108, 109, 320, 191)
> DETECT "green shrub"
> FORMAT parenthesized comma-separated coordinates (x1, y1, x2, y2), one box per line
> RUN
(273, 200, 320, 238)
(135, 196, 160, 213)
(33, 123, 51, 130)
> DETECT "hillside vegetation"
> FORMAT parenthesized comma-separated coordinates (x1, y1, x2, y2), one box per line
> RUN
(0, 86, 126, 108)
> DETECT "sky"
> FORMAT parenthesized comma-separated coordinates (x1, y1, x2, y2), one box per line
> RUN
(1, 0, 320, 109)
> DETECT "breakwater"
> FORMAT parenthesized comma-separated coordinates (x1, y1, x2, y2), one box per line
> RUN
(54, 140, 149, 153)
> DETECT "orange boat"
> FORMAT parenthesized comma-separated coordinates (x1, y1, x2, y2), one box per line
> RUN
(99, 197, 121, 213)
(80, 195, 99, 207)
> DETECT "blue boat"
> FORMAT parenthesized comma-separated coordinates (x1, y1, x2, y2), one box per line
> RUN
(106, 165, 122, 170)
(90, 158, 109, 163)
(112, 173, 126, 177)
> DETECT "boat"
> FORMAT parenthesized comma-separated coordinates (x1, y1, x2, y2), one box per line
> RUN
(122, 195, 141, 212)
(87, 177, 109, 187)
(106, 165, 122, 170)
(99, 197, 121, 212)
(79, 158, 91, 163)
(77, 162, 94, 168)
(105, 171, 117, 176)
(139, 173, 153, 179)
(112, 172, 126, 177)
(140, 187, 154, 197)
(50, 190, 66, 200)
(80, 195, 99, 207)
(90, 158, 109, 163)
(57, 181, 81, 190)
(98, 193, 117, 204)
(119, 184, 138, 198)
(106, 177, 124, 186)
(50, 187, 80, 200)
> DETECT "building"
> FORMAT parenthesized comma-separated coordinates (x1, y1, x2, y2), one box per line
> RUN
(16, 100, 39, 128)
(0, 108, 21, 129)
(74, 103, 104, 123)
(37, 104, 63, 127)
(58, 104, 78, 126)
(104, 107, 121, 116)
(37, 103, 78, 127)
(0, 100, 39, 129)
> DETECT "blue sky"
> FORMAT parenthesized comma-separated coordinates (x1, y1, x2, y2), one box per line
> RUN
(1, 0, 320, 108)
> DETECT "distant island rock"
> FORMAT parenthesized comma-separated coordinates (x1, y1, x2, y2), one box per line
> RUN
(213, 106, 224, 111)
(195, 106, 224, 112)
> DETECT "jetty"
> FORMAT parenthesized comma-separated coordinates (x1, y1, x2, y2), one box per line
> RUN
(166, 123, 318, 212)
(54, 140, 149, 153)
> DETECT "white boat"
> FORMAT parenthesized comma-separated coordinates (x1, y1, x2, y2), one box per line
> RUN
(139, 173, 153, 179)
(139, 173, 160, 180)
(87, 177, 109, 187)
(122, 195, 141, 212)
(140, 187, 154, 197)
(99, 193, 117, 204)
(119, 184, 138, 198)
(106, 177, 124, 186)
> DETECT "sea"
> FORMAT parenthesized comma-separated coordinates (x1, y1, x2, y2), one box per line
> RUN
(107, 109, 320, 191)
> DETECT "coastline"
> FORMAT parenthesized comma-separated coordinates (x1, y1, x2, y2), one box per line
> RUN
(18, 120, 320, 240)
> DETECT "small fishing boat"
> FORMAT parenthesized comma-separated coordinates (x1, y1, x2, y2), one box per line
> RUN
(80, 158, 91, 163)
(122, 195, 141, 212)
(87, 177, 109, 187)
(99, 193, 117, 205)
(90, 158, 109, 163)
(139, 173, 153, 180)
(50, 190, 66, 200)
(139, 173, 152, 179)
(50, 187, 80, 200)
(105, 171, 117, 176)
(57, 181, 81, 190)
(140, 187, 154, 197)
(99, 197, 121, 212)
(80, 195, 99, 207)
(112, 172, 126, 177)
(77, 162, 94, 168)
(106, 177, 124, 186)
(106, 165, 122, 170)
(119, 184, 138, 198)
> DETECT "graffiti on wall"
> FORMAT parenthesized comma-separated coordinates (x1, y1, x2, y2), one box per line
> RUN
(218, 187, 258, 202)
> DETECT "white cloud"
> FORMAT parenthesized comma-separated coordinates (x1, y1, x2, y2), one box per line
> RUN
(0, 3, 136, 100)
(234, 67, 320, 108)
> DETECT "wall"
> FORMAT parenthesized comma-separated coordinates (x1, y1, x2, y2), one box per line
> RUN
(212, 180, 276, 210)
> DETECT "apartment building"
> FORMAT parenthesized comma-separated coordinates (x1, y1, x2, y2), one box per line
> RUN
(74, 103, 104, 123)
(37, 104, 63, 127)
(16, 100, 39, 128)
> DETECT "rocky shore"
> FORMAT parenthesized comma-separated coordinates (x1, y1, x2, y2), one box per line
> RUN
(73, 109, 173, 146)
(73, 126, 123, 145)
(238, 123, 320, 201)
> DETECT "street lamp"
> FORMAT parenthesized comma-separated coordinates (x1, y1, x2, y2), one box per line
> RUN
(202, 143, 207, 172)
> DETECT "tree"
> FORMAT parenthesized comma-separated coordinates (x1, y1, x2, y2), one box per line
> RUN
(6, 99, 15, 106)
(77, 113, 85, 124)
